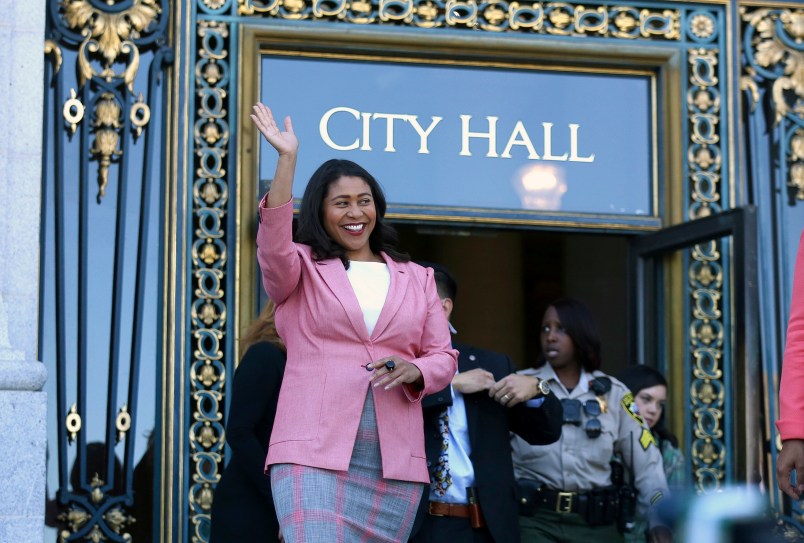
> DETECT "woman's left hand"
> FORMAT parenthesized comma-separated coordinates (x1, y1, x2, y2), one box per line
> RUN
(369, 356, 423, 391)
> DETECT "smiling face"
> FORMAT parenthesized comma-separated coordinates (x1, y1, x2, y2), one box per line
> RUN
(540, 305, 579, 372)
(634, 384, 667, 429)
(322, 175, 377, 261)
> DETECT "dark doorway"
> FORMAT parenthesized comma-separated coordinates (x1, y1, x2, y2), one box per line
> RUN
(396, 224, 631, 375)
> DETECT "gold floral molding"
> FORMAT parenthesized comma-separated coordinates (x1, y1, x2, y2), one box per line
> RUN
(57, 474, 135, 543)
(55, 0, 161, 201)
(741, 8, 803, 124)
(741, 7, 804, 199)
(91, 93, 123, 202)
(62, 0, 160, 88)
(238, 0, 680, 40)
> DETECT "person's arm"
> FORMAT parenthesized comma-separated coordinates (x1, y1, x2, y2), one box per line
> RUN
(402, 267, 458, 400)
(251, 104, 303, 304)
(250, 103, 297, 209)
(490, 359, 562, 445)
(614, 389, 670, 536)
(508, 393, 563, 445)
(225, 343, 285, 496)
(777, 231, 804, 499)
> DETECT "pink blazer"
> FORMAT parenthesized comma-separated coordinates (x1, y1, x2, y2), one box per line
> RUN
(257, 199, 458, 483)
(778, 230, 804, 441)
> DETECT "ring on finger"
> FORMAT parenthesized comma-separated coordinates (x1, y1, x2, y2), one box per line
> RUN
(502, 393, 510, 401)
(384, 360, 396, 372)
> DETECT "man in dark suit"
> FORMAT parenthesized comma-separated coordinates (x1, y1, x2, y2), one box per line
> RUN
(410, 263, 563, 543)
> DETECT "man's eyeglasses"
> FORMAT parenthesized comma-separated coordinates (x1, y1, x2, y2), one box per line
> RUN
(561, 398, 602, 438)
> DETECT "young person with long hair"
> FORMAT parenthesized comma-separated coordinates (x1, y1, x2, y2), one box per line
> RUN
(616, 365, 684, 542)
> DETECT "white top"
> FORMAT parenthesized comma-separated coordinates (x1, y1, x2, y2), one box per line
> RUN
(346, 261, 390, 336)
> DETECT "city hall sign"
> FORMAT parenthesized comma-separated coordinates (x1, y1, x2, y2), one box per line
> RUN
(318, 106, 595, 163)
(258, 53, 656, 218)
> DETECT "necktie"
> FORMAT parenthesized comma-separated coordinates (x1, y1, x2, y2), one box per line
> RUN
(433, 408, 452, 496)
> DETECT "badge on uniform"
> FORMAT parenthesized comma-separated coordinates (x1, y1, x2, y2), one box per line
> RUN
(620, 392, 656, 450)
(589, 377, 611, 413)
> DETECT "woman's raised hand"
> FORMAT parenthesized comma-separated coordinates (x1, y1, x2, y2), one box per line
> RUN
(250, 103, 298, 156)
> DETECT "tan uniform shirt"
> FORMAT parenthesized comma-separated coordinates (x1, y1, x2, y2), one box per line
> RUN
(511, 364, 669, 522)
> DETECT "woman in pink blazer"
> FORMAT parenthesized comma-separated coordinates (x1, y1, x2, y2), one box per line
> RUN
(777, 230, 804, 500)
(250, 103, 458, 542)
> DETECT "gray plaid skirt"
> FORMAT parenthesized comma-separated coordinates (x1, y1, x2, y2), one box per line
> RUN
(271, 389, 424, 542)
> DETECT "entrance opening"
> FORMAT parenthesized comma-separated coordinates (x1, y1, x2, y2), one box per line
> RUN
(397, 224, 631, 375)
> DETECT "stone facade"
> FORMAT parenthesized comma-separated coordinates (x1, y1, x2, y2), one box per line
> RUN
(0, 0, 48, 540)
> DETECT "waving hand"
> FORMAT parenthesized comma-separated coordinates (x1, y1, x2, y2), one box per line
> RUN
(251, 103, 298, 156)
(250, 103, 297, 207)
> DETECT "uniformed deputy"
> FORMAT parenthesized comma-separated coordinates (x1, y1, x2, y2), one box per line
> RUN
(511, 298, 672, 543)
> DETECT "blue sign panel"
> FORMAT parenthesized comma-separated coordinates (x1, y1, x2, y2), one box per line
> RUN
(258, 53, 654, 220)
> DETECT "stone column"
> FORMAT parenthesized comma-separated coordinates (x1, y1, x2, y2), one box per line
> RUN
(0, 0, 48, 540)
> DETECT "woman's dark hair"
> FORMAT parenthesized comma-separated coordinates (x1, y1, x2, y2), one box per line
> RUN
(616, 365, 679, 447)
(539, 297, 602, 372)
(295, 159, 409, 268)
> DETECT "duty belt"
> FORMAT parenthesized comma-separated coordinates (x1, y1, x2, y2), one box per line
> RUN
(533, 488, 586, 514)
(518, 482, 620, 526)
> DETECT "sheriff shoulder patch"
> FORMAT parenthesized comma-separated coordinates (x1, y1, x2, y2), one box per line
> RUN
(621, 392, 657, 450)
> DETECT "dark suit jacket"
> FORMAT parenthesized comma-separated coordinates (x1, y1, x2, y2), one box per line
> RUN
(410, 341, 563, 543)
(210, 342, 286, 543)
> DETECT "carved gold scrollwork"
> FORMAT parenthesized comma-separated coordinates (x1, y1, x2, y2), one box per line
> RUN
(545, 4, 572, 35)
(790, 128, 804, 199)
(689, 13, 715, 40)
(192, 20, 229, 540)
(509, 2, 543, 31)
(63, 88, 85, 135)
(742, 8, 804, 124)
(237, 0, 680, 40)
(103, 506, 135, 536)
(198, 363, 219, 386)
(90, 93, 123, 203)
(131, 93, 151, 138)
(115, 404, 131, 443)
(414, 0, 440, 27)
(377, 0, 412, 23)
(238, 0, 281, 15)
(574, 6, 607, 36)
(640, 9, 679, 40)
(197, 484, 214, 511)
(62, 0, 159, 88)
(686, 42, 725, 489)
(445, 0, 477, 27)
(90, 473, 105, 504)
(198, 423, 218, 448)
(45, 39, 63, 76)
(58, 507, 90, 533)
(612, 9, 637, 35)
(314, 0, 346, 18)
(742, 7, 804, 200)
(65, 403, 82, 443)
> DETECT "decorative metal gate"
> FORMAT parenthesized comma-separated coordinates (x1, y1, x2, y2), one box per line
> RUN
(38, 0, 804, 541)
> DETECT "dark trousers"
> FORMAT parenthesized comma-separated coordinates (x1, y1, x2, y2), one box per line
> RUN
(410, 515, 494, 543)
(520, 508, 624, 543)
